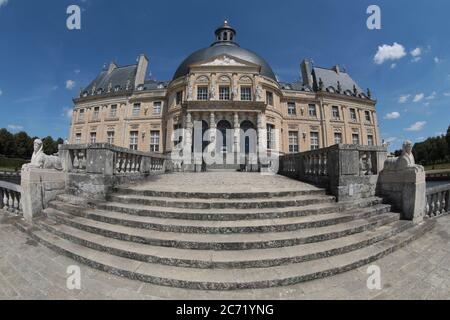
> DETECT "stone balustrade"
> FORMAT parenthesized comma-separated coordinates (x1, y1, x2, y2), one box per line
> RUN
(0, 180, 22, 215)
(426, 183, 450, 218)
(279, 144, 387, 201)
(0, 171, 21, 185)
(59, 144, 169, 201)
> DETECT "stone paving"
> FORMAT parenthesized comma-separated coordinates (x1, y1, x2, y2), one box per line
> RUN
(1, 212, 449, 300)
(129, 172, 322, 193)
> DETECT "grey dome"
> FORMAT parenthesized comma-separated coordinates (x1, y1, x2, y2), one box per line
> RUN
(172, 22, 277, 81)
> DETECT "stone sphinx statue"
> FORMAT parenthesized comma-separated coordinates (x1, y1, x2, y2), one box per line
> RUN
(383, 140, 423, 172)
(23, 139, 63, 171)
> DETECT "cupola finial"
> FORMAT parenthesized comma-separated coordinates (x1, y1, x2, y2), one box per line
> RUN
(213, 20, 237, 46)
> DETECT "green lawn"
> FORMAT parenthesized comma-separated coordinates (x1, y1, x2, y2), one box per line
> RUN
(424, 163, 450, 172)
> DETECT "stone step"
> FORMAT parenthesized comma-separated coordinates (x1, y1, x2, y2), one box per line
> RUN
(107, 193, 336, 210)
(36, 218, 413, 269)
(113, 187, 327, 200)
(93, 197, 384, 221)
(16, 219, 435, 290)
(43, 208, 400, 250)
(47, 202, 392, 234)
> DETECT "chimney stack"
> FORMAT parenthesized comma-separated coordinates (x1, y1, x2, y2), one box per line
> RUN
(135, 54, 149, 88)
(300, 59, 313, 87)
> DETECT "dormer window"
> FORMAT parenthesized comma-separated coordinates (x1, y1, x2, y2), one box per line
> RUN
(114, 86, 120, 92)
(137, 84, 144, 91)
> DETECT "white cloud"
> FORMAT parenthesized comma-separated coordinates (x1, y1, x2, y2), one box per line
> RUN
(374, 43, 406, 65)
(385, 112, 400, 120)
(405, 121, 426, 132)
(398, 94, 410, 103)
(416, 137, 425, 142)
(424, 102, 430, 107)
(0, 89, 2, 96)
(66, 80, 76, 90)
(74, 69, 81, 74)
(390, 63, 397, 69)
(410, 47, 421, 57)
(8, 124, 23, 131)
(413, 93, 424, 102)
(410, 47, 422, 63)
(426, 91, 436, 100)
(0, 0, 8, 9)
(52, 85, 59, 91)
(444, 92, 450, 97)
(62, 107, 73, 119)
(434, 57, 441, 63)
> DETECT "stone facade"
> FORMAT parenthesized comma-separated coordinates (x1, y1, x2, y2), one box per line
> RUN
(68, 21, 380, 156)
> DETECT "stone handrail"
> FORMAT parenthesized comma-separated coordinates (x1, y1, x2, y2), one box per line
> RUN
(426, 183, 450, 218)
(279, 144, 387, 201)
(426, 170, 450, 182)
(0, 171, 21, 184)
(59, 143, 166, 175)
(0, 180, 22, 215)
(59, 144, 169, 201)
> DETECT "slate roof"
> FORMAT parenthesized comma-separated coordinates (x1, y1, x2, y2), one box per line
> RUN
(83, 65, 137, 94)
(312, 66, 367, 98)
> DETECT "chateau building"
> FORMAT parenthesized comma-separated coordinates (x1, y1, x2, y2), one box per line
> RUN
(69, 21, 380, 156)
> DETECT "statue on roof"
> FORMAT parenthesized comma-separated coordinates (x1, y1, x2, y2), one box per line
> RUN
(367, 88, 372, 99)
(318, 78, 324, 91)
(337, 81, 342, 93)
(353, 85, 358, 95)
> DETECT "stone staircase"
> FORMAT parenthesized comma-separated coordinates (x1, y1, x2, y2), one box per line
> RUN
(15, 179, 434, 290)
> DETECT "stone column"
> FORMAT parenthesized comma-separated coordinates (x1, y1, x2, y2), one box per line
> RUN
(183, 112, 194, 171)
(233, 112, 240, 156)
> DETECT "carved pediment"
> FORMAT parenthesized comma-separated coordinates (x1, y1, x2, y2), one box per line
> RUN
(201, 55, 246, 66)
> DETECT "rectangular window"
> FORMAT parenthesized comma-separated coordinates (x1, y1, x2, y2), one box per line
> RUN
(308, 104, 317, 118)
(107, 131, 115, 145)
(365, 111, 371, 122)
(352, 133, 360, 145)
(197, 86, 208, 100)
(93, 107, 100, 120)
(176, 91, 183, 105)
(78, 109, 85, 122)
(367, 135, 374, 146)
(334, 132, 342, 145)
(219, 86, 230, 100)
(332, 106, 340, 120)
(150, 131, 160, 152)
(266, 91, 274, 106)
(110, 105, 117, 118)
(153, 101, 162, 114)
(90, 132, 97, 144)
(129, 131, 138, 150)
(241, 86, 252, 101)
(132, 103, 141, 117)
(289, 131, 299, 153)
(310, 132, 319, 150)
(266, 124, 275, 150)
(75, 133, 81, 144)
(350, 108, 357, 122)
(288, 102, 296, 115)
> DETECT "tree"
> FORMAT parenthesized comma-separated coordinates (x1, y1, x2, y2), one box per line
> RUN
(446, 125, 450, 154)
(14, 131, 33, 159)
(42, 136, 57, 155)
(0, 128, 15, 156)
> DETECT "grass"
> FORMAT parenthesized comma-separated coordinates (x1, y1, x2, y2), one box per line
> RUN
(0, 156, 29, 171)
(424, 163, 450, 172)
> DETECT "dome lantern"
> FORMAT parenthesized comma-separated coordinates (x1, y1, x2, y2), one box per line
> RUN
(213, 20, 237, 46)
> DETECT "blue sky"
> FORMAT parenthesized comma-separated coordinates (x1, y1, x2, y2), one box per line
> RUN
(0, 0, 449, 150)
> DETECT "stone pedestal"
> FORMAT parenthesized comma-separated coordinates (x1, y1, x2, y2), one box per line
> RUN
(378, 168, 426, 223)
(21, 167, 66, 222)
